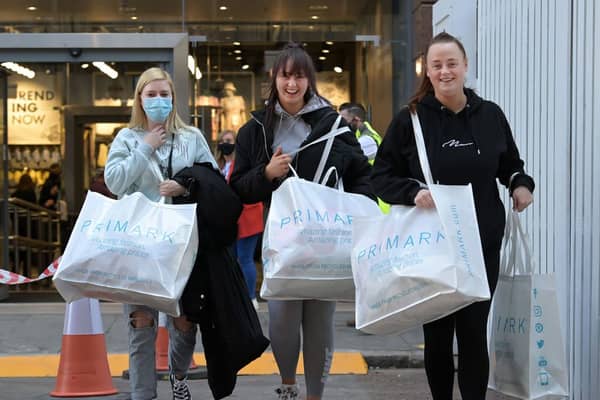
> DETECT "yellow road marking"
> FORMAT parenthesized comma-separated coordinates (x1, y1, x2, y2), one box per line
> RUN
(0, 352, 367, 377)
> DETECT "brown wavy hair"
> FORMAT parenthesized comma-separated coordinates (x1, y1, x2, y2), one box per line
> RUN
(264, 42, 326, 131)
(408, 32, 468, 112)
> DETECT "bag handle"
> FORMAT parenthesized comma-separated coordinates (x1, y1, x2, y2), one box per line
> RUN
(501, 210, 522, 276)
(500, 210, 514, 276)
(313, 115, 345, 183)
(409, 111, 434, 185)
(147, 159, 167, 204)
(286, 114, 348, 187)
(133, 131, 171, 204)
(511, 211, 534, 274)
(500, 210, 534, 276)
(320, 165, 344, 191)
(286, 115, 349, 158)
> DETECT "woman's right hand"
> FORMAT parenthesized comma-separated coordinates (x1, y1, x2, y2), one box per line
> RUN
(265, 146, 292, 181)
(144, 125, 167, 150)
(414, 189, 435, 209)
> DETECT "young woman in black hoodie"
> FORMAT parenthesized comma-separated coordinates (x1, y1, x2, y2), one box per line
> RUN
(371, 32, 534, 399)
(230, 43, 373, 400)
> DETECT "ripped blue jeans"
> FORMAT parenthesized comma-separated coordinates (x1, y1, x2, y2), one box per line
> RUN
(125, 304, 197, 400)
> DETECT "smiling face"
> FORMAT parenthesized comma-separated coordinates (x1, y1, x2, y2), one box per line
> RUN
(426, 42, 468, 100)
(276, 59, 309, 115)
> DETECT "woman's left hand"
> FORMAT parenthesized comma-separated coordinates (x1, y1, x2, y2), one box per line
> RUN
(512, 186, 533, 212)
(159, 180, 187, 197)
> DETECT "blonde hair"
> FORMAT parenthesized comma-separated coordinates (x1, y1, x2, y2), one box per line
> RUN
(129, 67, 188, 133)
(214, 130, 236, 169)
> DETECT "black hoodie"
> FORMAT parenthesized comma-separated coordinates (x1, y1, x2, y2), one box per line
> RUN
(371, 89, 535, 249)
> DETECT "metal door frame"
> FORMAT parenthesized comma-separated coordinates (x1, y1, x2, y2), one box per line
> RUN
(0, 33, 189, 213)
(0, 70, 9, 296)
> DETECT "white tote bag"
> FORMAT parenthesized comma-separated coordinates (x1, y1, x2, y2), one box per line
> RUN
(351, 111, 490, 334)
(488, 211, 568, 399)
(261, 116, 382, 301)
(54, 161, 198, 316)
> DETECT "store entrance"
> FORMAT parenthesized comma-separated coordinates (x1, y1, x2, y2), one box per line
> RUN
(63, 106, 130, 213)
(0, 33, 189, 296)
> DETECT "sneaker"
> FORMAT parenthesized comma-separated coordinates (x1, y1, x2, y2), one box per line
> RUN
(170, 373, 192, 400)
(252, 298, 260, 311)
(275, 384, 299, 399)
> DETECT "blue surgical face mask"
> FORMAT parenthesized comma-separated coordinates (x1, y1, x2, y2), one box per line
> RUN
(142, 96, 173, 123)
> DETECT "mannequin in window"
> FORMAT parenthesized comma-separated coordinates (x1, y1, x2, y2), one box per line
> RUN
(219, 82, 247, 132)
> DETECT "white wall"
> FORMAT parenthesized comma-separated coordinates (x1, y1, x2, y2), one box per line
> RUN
(435, 0, 600, 398)
(432, 0, 478, 89)
(569, 0, 600, 397)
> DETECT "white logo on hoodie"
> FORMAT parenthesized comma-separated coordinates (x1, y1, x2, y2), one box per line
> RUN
(442, 139, 474, 148)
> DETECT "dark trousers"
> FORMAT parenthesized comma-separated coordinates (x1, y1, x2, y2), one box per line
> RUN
(423, 242, 501, 400)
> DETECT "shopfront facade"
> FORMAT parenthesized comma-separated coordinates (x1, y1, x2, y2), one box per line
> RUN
(0, 1, 430, 289)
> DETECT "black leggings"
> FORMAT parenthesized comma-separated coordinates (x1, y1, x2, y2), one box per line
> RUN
(423, 244, 500, 400)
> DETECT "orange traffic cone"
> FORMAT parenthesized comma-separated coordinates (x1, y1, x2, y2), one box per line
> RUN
(155, 312, 170, 371)
(155, 312, 198, 371)
(50, 298, 118, 397)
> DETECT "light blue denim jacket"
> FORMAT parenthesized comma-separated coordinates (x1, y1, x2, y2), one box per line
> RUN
(105, 126, 217, 202)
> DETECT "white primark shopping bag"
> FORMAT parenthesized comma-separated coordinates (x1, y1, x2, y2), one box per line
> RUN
(351, 111, 490, 334)
(488, 211, 568, 399)
(54, 190, 198, 317)
(261, 116, 381, 301)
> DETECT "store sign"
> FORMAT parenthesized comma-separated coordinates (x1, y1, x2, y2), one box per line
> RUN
(8, 74, 61, 144)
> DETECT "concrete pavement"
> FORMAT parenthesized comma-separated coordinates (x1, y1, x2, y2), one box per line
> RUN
(0, 300, 519, 399)
(0, 301, 425, 374)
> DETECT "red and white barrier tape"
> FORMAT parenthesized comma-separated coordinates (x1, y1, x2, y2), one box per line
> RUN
(0, 257, 60, 285)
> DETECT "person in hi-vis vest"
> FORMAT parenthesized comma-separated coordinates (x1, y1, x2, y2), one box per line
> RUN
(339, 102, 389, 213)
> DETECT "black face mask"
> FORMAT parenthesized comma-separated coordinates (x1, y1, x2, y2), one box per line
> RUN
(218, 142, 235, 155)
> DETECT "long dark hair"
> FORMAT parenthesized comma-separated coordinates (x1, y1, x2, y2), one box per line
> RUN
(17, 174, 35, 192)
(408, 32, 468, 111)
(264, 42, 322, 131)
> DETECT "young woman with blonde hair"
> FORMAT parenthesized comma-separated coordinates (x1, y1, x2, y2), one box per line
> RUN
(105, 67, 216, 400)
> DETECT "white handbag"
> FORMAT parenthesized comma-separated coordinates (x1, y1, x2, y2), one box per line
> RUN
(488, 211, 569, 399)
(351, 111, 490, 334)
(260, 116, 381, 301)
(54, 160, 198, 316)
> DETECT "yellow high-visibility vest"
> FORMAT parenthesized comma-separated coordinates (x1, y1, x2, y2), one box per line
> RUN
(355, 122, 389, 214)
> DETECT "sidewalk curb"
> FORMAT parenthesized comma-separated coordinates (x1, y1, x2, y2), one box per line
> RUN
(361, 351, 424, 369)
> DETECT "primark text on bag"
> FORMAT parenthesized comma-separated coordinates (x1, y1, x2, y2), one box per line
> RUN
(261, 115, 381, 301)
(53, 191, 198, 316)
(350, 111, 490, 334)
